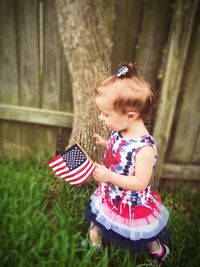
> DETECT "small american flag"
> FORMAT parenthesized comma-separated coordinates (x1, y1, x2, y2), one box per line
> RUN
(48, 143, 95, 186)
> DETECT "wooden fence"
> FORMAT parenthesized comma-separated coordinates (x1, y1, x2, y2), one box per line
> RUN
(0, 0, 73, 159)
(0, 0, 199, 189)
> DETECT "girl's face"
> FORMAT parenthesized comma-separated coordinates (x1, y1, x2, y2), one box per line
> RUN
(95, 96, 129, 132)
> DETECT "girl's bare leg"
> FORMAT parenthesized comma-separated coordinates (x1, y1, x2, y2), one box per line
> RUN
(90, 222, 102, 246)
(148, 239, 170, 262)
(149, 240, 160, 252)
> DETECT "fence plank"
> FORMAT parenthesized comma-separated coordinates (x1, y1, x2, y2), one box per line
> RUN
(112, 0, 142, 70)
(56, 127, 72, 153)
(160, 179, 200, 193)
(59, 49, 73, 151)
(0, 104, 73, 128)
(153, 0, 198, 187)
(169, 15, 200, 164)
(0, 0, 18, 103)
(60, 48, 73, 112)
(16, 0, 40, 159)
(162, 163, 200, 181)
(0, 123, 3, 157)
(16, 0, 40, 107)
(192, 128, 200, 163)
(0, 0, 21, 159)
(136, 0, 171, 89)
(102, 0, 115, 40)
(42, 0, 62, 110)
(39, 0, 65, 156)
(33, 124, 58, 159)
(1, 121, 21, 159)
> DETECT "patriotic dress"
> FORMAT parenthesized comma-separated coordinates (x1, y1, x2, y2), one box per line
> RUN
(86, 131, 169, 252)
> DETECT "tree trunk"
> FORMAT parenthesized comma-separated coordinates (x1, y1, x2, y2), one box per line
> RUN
(55, 0, 113, 162)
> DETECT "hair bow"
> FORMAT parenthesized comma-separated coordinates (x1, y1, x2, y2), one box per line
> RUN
(115, 66, 129, 77)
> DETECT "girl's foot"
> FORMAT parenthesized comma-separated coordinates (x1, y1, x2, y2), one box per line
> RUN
(81, 239, 102, 250)
(149, 242, 170, 263)
(90, 242, 102, 250)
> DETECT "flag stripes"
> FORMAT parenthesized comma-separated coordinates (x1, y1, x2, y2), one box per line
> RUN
(48, 143, 94, 187)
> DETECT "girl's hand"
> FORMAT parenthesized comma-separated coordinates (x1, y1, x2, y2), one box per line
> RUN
(93, 133, 107, 147)
(93, 163, 111, 183)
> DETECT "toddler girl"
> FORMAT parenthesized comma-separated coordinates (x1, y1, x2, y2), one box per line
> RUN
(86, 63, 170, 263)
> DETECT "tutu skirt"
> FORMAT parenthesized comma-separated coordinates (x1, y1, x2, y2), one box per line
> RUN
(85, 188, 170, 253)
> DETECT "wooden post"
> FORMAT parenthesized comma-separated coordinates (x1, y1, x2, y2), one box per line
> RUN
(112, 0, 142, 69)
(136, 0, 171, 89)
(153, 0, 198, 187)
(169, 14, 200, 164)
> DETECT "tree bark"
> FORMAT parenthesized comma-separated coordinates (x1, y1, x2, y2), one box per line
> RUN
(55, 0, 113, 162)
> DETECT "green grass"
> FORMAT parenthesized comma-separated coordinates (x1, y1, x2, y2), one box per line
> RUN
(0, 159, 199, 267)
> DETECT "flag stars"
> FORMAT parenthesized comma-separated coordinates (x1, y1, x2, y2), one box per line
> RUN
(61, 144, 87, 170)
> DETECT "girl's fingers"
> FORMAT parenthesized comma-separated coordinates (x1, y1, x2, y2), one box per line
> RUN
(93, 134, 100, 144)
(93, 133, 101, 141)
(93, 133, 99, 138)
(94, 162, 102, 168)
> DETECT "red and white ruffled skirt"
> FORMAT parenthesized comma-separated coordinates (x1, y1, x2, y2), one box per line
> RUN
(85, 184, 169, 252)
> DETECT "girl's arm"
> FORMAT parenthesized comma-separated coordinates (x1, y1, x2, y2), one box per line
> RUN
(93, 146, 155, 191)
(93, 133, 108, 147)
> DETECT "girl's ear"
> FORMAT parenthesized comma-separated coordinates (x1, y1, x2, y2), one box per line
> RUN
(127, 112, 138, 120)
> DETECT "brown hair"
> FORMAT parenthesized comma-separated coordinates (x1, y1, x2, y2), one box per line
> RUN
(96, 62, 156, 122)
